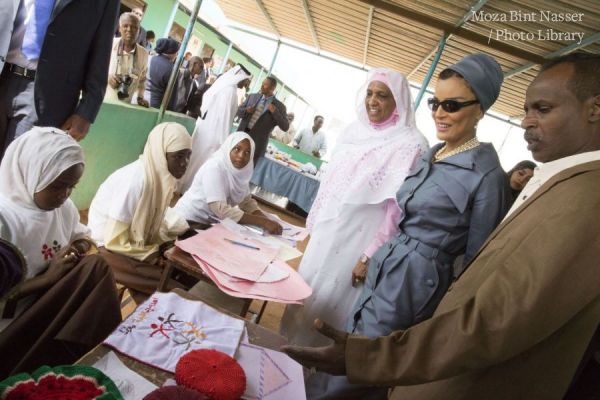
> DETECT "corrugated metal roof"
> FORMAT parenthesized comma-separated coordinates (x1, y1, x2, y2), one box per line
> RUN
(214, 0, 599, 118)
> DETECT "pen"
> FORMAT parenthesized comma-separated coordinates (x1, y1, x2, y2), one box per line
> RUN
(244, 225, 264, 235)
(282, 228, 291, 231)
(223, 238, 261, 251)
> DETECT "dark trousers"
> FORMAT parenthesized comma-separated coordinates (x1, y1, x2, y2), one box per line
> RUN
(0, 255, 121, 378)
(0, 68, 38, 160)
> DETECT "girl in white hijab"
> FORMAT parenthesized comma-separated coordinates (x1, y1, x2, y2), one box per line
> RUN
(180, 64, 252, 191)
(88, 122, 192, 302)
(280, 69, 429, 347)
(176, 131, 282, 234)
(0, 127, 120, 377)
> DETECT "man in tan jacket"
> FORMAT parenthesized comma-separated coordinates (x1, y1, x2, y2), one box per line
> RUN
(105, 12, 149, 107)
(283, 52, 600, 399)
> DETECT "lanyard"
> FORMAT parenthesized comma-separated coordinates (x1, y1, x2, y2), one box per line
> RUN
(114, 40, 138, 76)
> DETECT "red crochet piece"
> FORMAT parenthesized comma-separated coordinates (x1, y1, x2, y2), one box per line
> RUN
(4, 373, 105, 399)
(143, 385, 209, 400)
(175, 349, 246, 400)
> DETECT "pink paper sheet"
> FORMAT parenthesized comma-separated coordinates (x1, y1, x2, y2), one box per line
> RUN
(176, 224, 278, 282)
(192, 256, 312, 304)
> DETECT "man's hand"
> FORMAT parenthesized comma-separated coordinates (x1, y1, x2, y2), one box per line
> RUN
(245, 106, 256, 115)
(312, 150, 321, 158)
(108, 75, 120, 89)
(281, 319, 348, 375)
(61, 114, 91, 141)
(137, 96, 149, 108)
(268, 103, 276, 113)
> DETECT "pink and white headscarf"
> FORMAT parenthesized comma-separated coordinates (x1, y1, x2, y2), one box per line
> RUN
(307, 68, 429, 230)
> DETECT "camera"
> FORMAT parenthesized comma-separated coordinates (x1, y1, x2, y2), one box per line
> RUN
(117, 74, 133, 100)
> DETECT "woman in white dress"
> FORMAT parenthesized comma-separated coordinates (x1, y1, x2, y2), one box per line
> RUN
(180, 64, 252, 192)
(175, 132, 282, 234)
(280, 69, 429, 346)
(0, 128, 121, 377)
(87, 122, 192, 303)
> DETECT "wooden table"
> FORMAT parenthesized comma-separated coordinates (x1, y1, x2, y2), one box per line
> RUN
(158, 246, 268, 322)
(77, 289, 287, 386)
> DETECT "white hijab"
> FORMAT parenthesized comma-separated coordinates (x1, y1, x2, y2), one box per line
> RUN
(0, 127, 86, 276)
(307, 68, 429, 230)
(200, 65, 251, 118)
(0, 127, 84, 209)
(130, 122, 192, 246)
(201, 131, 255, 204)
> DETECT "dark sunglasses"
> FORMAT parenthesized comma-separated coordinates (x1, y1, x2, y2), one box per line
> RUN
(427, 98, 480, 113)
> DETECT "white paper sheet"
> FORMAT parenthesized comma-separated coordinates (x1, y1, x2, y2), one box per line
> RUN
(237, 343, 307, 400)
(220, 218, 303, 261)
(93, 351, 158, 400)
(266, 213, 309, 242)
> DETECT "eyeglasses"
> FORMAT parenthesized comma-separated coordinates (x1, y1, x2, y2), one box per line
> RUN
(427, 98, 480, 113)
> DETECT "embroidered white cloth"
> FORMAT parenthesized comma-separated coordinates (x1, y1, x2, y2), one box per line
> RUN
(104, 292, 245, 372)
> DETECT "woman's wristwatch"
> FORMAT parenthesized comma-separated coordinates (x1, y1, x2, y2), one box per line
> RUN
(359, 254, 369, 264)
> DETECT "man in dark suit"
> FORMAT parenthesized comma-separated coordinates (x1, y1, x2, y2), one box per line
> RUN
(0, 0, 119, 159)
(171, 56, 203, 113)
(237, 76, 289, 164)
(197, 57, 214, 88)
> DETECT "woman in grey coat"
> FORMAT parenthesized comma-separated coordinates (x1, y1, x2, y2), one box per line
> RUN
(307, 54, 512, 399)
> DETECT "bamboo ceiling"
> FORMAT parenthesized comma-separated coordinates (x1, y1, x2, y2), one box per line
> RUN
(213, 0, 600, 118)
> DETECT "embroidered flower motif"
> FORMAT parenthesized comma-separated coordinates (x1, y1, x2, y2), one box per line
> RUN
(41, 244, 54, 260)
(118, 325, 136, 335)
(52, 240, 61, 253)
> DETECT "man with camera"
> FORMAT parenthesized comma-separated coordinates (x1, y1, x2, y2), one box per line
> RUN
(106, 12, 149, 107)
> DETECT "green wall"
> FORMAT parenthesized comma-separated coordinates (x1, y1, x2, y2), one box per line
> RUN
(141, 0, 176, 39)
(71, 101, 195, 210)
(141, 0, 300, 102)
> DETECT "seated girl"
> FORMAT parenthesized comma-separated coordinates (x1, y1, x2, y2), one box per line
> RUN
(0, 127, 121, 379)
(506, 160, 536, 206)
(88, 122, 192, 303)
(174, 132, 282, 235)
